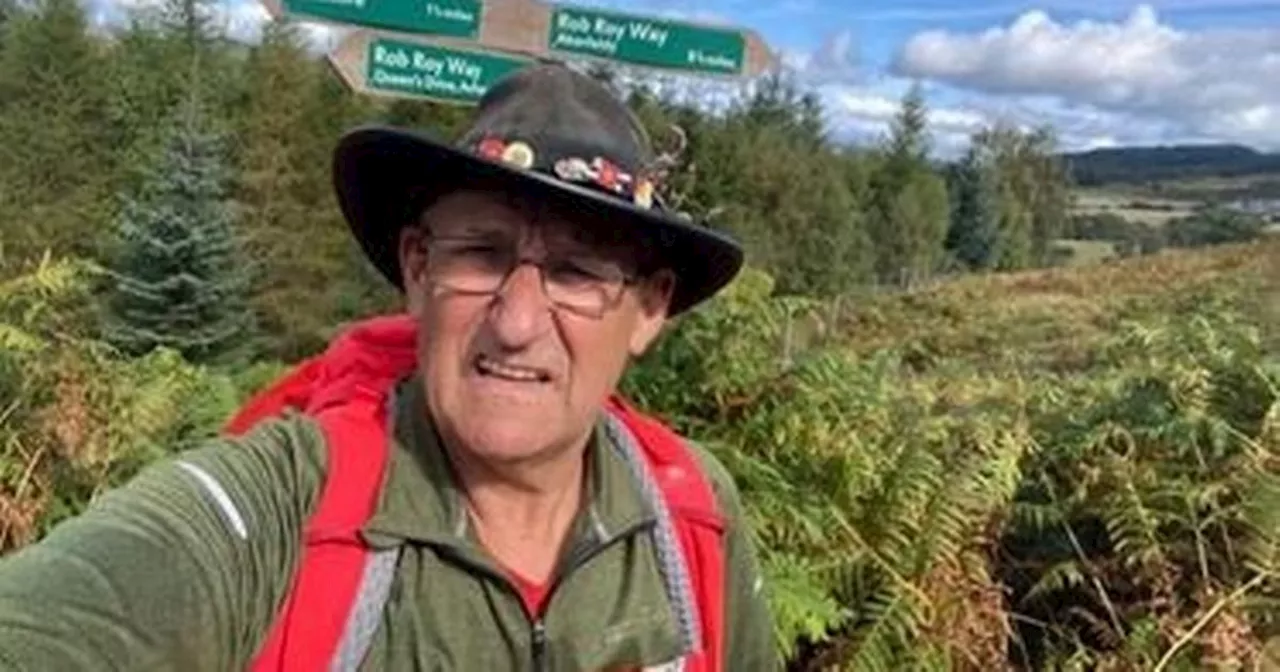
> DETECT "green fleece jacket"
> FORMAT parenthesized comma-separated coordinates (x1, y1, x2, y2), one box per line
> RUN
(0, 375, 778, 671)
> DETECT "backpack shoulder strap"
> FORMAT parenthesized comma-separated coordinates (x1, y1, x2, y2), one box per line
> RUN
(230, 315, 419, 672)
(247, 389, 399, 672)
(604, 397, 727, 672)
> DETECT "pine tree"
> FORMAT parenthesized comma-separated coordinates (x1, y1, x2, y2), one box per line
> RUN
(101, 90, 255, 363)
(236, 18, 350, 358)
(868, 83, 949, 287)
(946, 146, 1001, 270)
(965, 123, 1073, 271)
(104, 0, 239, 197)
(885, 82, 929, 166)
(0, 0, 112, 269)
(0, 0, 15, 36)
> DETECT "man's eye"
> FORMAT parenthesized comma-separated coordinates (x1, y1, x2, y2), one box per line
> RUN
(550, 262, 602, 284)
(458, 244, 499, 255)
(450, 243, 506, 260)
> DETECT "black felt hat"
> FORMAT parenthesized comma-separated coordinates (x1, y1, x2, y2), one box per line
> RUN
(332, 62, 745, 316)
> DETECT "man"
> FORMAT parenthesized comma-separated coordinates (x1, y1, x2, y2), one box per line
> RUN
(0, 63, 776, 670)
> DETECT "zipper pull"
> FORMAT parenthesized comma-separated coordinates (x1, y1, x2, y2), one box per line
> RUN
(532, 620, 548, 671)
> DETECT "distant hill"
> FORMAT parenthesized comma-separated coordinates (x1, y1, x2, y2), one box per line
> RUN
(1062, 144, 1280, 186)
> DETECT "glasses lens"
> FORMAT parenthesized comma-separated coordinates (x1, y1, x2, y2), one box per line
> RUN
(543, 260, 625, 316)
(425, 235, 632, 317)
(429, 239, 509, 293)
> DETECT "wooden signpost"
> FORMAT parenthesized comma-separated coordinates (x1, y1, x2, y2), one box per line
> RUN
(262, 0, 778, 104)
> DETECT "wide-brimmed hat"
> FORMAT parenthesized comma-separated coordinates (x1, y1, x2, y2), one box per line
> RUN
(331, 61, 745, 316)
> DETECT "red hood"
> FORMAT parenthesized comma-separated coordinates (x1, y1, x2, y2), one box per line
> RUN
(223, 314, 419, 435)
(305, 314, 419, 414)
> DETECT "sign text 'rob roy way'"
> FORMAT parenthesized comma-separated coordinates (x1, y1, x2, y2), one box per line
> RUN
(364, 37, 529, 104)
(547, 5, 745, 75)
(276, 0, 772, 105)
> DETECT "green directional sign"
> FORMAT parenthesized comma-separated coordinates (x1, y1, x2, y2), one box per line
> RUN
(363, 37, 530, 104)
(547, 5, 746, 75)
(281, 0, 481, 38)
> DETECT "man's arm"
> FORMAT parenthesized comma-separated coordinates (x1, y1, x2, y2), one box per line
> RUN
(688, 442, 780, 671)
(0, 414, 327, 671)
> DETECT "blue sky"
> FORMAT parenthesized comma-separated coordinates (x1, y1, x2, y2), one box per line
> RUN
(91, 0, 1280, 156)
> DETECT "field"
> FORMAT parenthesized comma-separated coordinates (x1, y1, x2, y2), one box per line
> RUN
(1071, 188, 1198, 227)
(624, 237, 1280, 669)
(1051, 239, 1119, 266)
(2, 239, 1278, 669)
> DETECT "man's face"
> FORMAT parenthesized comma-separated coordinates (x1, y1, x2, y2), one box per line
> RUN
(398, 188, 673, 466)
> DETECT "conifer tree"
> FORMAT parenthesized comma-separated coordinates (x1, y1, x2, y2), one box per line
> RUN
(868, 84, 950, 287)
(101, 89, 255, 364)
(0, 0, 15, 36)
(0, 0, 111, 268)
(946, 145, 1001, 270)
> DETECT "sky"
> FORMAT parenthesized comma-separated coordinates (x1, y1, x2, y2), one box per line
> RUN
(87, 0, 1280, 157)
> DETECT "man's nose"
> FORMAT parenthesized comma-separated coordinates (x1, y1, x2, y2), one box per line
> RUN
(486, 262, 553, 348)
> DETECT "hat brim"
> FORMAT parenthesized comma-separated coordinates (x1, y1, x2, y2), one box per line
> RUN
(332, 124, 744, 317)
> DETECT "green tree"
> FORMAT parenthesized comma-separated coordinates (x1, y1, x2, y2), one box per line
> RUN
(235, 19, 315, 355)
(867, 84, 950, 286)
(235, 20, 393, 358)
(741, 71, 826, 148)
(1166, 205, 1265, 248)
(0, 0, 112, 271)
(101, 93, 256, 364)
(103, 0, 241, 196)
(0, 0, 16, 37)
(945, 146, 1001, 270)
(967, 123, 1072, 270)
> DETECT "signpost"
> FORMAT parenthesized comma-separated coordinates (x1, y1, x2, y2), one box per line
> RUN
(330, 31, 531, 105)
(264, 0, 779, 104)
(546, 5, 746, 76)
(262, 0, 482, 38)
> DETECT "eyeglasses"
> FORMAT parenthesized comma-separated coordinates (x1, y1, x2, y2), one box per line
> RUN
(422, 234, 639, 319)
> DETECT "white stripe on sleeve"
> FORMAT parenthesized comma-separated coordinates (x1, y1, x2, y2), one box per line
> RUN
(176, 460, 249, 540)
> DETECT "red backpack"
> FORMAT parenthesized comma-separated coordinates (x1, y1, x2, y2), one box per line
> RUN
(221, 313, 728, 671)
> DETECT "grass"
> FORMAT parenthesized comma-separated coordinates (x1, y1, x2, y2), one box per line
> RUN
(1071, 188, 1197, 227)
(830, 237, 1280, 373)
(1051, 238, 1118, 266)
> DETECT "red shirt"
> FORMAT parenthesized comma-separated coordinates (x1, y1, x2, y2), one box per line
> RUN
(506, 567, 552, 618)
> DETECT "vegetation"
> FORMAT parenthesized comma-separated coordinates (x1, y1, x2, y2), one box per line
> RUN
(1065, 144, 1280, 187)
(1, 0, 1278, 669)
(101, 90, 257, 364)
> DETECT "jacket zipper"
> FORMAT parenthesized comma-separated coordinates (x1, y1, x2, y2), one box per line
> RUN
(435, 519, 653, 670)
(531, 619, 548, 672)
(526, 520, 651, 671)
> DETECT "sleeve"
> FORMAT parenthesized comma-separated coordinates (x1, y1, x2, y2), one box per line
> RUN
(0, 413, 328, 672)
(687, 442, 780, 672)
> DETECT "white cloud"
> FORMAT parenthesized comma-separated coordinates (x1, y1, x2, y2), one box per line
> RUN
(848, 0, 1280, 22)
(88, 0, 344, 53)
(808, 83, 989, 156)
(217, 0, 269, 42)
(892, 4, 1280, 149)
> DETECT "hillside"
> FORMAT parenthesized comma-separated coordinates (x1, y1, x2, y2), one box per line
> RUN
(2, 239, 1277, 670)
(0, 0, 1277, 665)
(625, 237, 1280, 669)
(1063, 143, 1280, 186)
(831, 236, 1279, 371)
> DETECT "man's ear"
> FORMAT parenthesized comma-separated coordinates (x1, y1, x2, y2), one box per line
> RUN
(627, 269, 675, 357)
(399, 225, 429, 316)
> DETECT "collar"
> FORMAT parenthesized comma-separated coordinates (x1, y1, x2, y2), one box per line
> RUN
(361, 372, 657, 551)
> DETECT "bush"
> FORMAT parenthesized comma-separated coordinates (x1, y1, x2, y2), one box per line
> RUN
(624, 251, 1279, 669)
(4, 244, 1278, 670)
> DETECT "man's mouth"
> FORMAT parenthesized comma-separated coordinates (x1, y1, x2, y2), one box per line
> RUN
(473, 354, 552, 383)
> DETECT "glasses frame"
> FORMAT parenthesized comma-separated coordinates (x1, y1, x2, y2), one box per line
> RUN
(418, 232, 644, 319)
